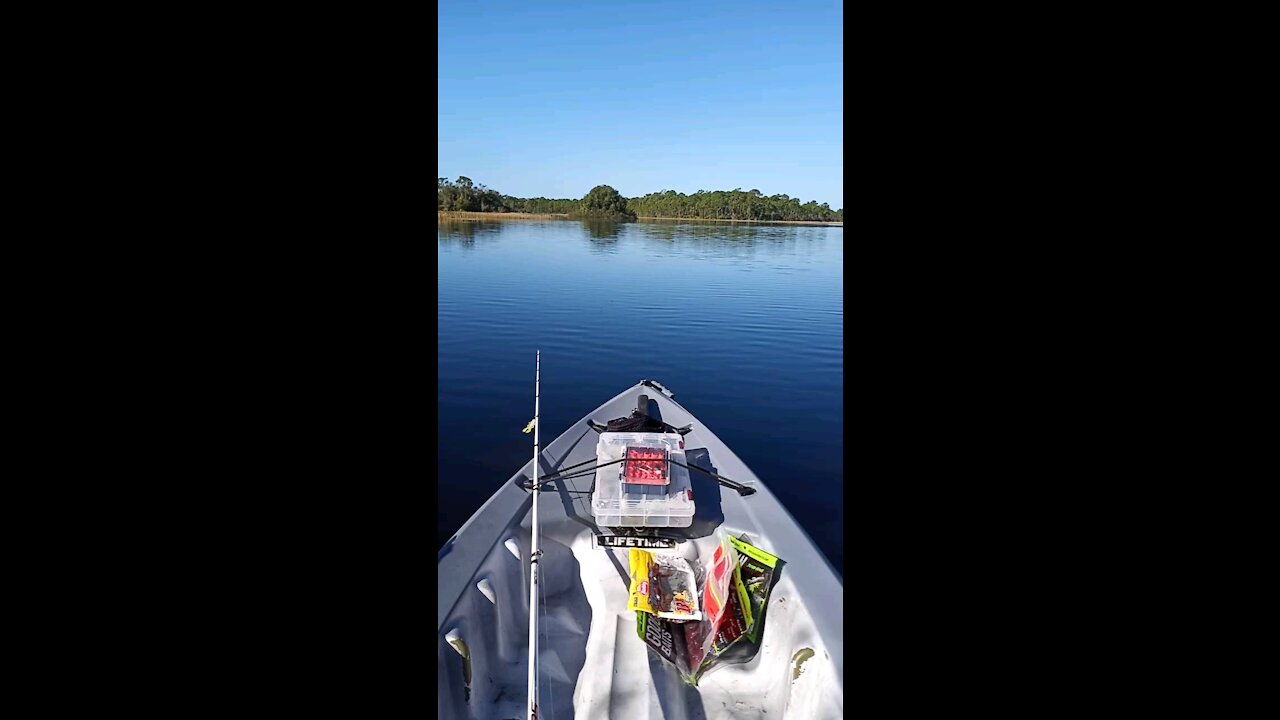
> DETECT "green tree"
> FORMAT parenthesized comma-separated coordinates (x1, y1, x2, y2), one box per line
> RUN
(574, 184, 636, 220)
(438, 178, 455, 210)
(452, 176, 474, 211)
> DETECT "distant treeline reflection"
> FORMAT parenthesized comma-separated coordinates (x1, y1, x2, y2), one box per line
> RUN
(440, 218, 831, 257)
(437, 220, 502, 244)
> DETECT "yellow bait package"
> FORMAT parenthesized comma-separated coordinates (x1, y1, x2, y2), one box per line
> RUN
(627, 548, 655, 614)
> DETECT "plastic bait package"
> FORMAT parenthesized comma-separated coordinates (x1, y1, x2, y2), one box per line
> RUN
(627, 548, 655, 614)
(684, 534, 783, 684)
(681, 533, 742, 674)
(634, 532, 786, 687)
(649, 554, 702, 621)
(727, 535, 782, 645)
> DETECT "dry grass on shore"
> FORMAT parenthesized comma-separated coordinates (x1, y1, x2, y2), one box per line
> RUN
(438, 211, 568, 221)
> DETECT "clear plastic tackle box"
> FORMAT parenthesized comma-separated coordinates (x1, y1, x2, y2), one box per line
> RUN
(591, 432, 696, 528)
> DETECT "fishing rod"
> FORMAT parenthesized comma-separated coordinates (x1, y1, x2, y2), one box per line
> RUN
(526, 350, 541, 720)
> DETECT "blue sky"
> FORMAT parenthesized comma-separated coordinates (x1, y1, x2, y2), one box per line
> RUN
(439, 0, 844, 209)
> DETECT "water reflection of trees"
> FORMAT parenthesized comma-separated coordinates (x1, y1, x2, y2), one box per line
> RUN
(624, 220, 824, 258)
(633, 220, 803, 242)
(436, 218, 837, 258)
(583, 220, 623, 253)
(583, 220, 623, 240)
(437, 221, 502, 248)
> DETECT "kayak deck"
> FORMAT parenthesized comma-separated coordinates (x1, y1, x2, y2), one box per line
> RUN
(438, 381, 843, 719)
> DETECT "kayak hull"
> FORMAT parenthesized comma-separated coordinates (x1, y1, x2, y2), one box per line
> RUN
(438, 381, 843, 719)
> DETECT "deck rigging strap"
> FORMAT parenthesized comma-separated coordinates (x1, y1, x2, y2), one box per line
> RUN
(522, 457, 624, 489)
(667, 456, 757, 496)
(524, 454, 756, 496)
(526, 350, 541, 720)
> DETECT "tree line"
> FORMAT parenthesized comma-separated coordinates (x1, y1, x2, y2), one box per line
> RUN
(438, 177, 843, 222)
(437, 177, 509, 213)
(629, 189, 841, 222)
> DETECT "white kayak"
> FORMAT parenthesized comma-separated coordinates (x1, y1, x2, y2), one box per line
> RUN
(438, 379, 843, 719)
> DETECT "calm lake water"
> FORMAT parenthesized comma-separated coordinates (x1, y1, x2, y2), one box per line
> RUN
(438, 219, 844, 574)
